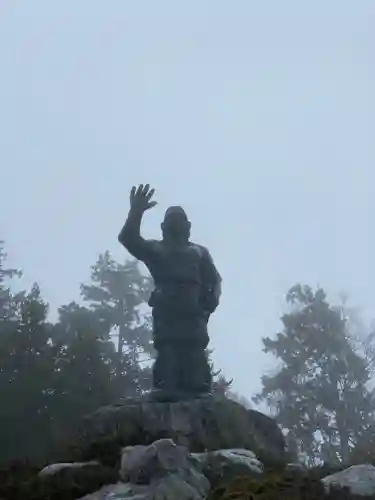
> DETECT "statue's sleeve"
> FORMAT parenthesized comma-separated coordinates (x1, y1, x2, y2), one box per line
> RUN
(201, 246, 222, 305)
(122, 236, 157, 263)
(118, 210, 157, 264)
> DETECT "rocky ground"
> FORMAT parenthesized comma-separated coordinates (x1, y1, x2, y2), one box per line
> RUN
(2, 395, 375, 500)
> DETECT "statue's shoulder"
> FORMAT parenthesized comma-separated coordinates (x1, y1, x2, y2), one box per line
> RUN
(188, 242, 209, 257)
(147, 239, 163, 251)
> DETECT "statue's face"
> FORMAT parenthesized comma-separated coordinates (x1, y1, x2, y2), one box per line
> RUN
(161, 210, 191, 241)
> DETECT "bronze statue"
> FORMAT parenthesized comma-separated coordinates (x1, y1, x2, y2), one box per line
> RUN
(118, 184, 222, 401)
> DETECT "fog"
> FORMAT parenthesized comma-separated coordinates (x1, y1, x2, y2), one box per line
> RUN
(0, 1, 373, 401)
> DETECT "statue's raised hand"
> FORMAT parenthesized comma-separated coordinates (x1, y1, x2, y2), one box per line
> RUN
(130, 184, 157, 213)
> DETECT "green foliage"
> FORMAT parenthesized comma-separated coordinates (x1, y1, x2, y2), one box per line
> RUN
(49, 302, 120, 433)
(80, 251, 154, 394)
(208, 470, 358, 500)
(0, 282, 57, 462)
(81, 251, 154, 359)
(0, 460, 118, 500)
(0, 241, 230, 463)
(349, 422, 375, 466)
(0, 241, 22, 320)
(254, 284, 375, 465)
(0, 244, 155, 462)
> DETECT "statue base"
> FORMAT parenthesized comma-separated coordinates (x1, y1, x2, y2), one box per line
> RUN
(147, 388, 212, 403)
(72, 395, 286, 465)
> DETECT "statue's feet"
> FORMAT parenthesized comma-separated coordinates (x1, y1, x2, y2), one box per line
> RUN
(148, 388, 212, 403)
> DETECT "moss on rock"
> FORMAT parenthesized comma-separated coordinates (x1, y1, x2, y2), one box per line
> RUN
(208, 469, 373, 500)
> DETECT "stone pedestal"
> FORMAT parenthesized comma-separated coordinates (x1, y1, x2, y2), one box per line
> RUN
(72, 395, 286, 468)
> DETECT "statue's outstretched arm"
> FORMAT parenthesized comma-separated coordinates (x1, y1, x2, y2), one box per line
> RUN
(118, 184, 157, 262)
(118, 208, 147, 259)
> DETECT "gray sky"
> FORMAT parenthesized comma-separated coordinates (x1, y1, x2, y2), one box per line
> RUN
(0, 1, 374, 400)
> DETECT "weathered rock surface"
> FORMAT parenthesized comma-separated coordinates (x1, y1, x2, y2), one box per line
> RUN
(77, 481, 205, 500)
(120, 438, 207, 486)
(41, 396, 286, 498)
(39, 461, 101, 478)
(322, 464, 375, 497)
(76, 438, 209, 500)
(74, 395, 285, 466)
(35, 459, 119, 499)
(192, 448, 263, 486)
(36, 436, 375, 499)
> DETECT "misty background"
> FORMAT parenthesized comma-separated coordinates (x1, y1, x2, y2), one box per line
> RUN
(0, 1, 373, 401)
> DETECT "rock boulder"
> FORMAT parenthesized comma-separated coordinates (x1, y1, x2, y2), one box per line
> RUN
(73, 395, 286, 467)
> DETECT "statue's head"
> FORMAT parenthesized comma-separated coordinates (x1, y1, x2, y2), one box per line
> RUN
(161, 206, 191, 243)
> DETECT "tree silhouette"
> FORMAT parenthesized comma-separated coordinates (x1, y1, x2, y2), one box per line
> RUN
(254, 284, 374, 464)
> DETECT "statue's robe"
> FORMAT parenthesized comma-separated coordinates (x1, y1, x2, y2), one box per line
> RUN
(119, 226, 221, 395)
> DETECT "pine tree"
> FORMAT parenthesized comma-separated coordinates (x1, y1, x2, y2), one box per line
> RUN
(49, 302, 121, 432)
(0, 244, 154, 461)
(80, 251, 153, 392)
(0, 282, 56, 462)
(254, 284, 374, 465)
(0, 240, 21, 320)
